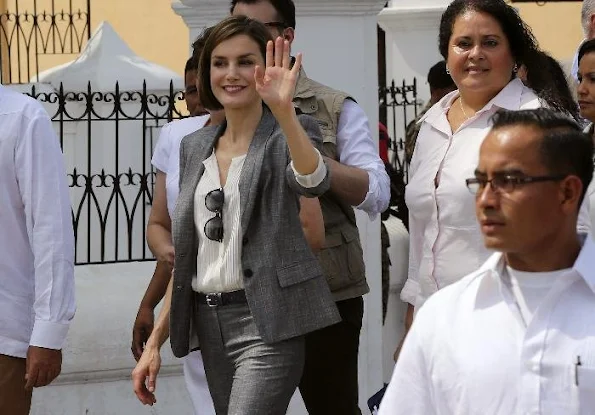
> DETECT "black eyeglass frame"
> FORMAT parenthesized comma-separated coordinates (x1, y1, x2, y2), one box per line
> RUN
(204, 188, 224, 242)
(263, 21, 289, 30)
(465, 174, 568, 194)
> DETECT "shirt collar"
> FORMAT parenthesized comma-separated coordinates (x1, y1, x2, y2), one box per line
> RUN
(420, 78, 528, 125)
(573, 233, 595, 294)
(478, 233, 595, 297)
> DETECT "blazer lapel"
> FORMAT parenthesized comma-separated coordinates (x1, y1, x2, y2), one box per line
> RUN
(175, 124, 224, 264)
(239, 106, 276, 231)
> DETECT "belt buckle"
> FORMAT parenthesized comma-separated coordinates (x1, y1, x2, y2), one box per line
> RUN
(205, 293, 221, 307)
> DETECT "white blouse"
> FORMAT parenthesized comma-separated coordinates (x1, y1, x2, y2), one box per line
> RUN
(193, 151, 246, 293)
(403, 78, 592, 309)
(402, 79, 542, 309)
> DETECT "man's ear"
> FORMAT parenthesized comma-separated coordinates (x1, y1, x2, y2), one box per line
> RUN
(283, 27, 295, 44)
(590, 14, 595, 37)
(560, 176, 583, 213)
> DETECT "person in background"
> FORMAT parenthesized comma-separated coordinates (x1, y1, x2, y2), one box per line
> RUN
(131, 32, 221, 415)
(229, 2, 391, 413)
(0, 86, 75, 414)
(571, 0, 595, 82)
(396, 0, 592, 361)
(132, 16, 338, 414)
(575, 38, 595, 229)
(380, 108, 595, 415)
(404, 60, 456, 165)
(517, 49, 580, 122)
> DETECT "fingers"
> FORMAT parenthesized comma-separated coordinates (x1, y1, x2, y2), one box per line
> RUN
(131, 337, 144, 362)
(132, 326, 150, 361)
(35, 367, 49, 388)
(45, 366, 61, 386)
(132, 372, 156, 405)
(265, 40, 274, 68)
(291, 52, 303, 77)
(24, 365, 38, 390)
(274, 37, 283, 68)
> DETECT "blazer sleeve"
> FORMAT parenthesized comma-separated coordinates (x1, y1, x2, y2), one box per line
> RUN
(285, 113, 331, 197)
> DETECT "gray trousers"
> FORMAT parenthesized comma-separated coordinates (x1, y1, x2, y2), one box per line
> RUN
(195, 302, 305, 415)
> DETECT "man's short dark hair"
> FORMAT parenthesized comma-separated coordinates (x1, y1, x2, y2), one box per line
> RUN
(184, 56, 198, 74)
(427, 61, 455, 91)
(491, 108, 594, 205)
(230, 0, 296, 29)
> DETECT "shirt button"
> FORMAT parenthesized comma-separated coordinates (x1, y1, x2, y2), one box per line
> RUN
(244, 269, 253, 278)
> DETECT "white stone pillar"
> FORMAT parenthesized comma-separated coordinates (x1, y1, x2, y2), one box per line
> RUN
(378, 0, 449, 105)
(292, 1, 388, 410)
(171, 0, 229, 48)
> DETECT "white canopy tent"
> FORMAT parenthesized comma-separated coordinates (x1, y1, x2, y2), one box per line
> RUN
(33, 20, 184, 92)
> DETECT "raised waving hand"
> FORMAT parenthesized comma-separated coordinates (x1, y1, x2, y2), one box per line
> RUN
(255, 36, 302, 114)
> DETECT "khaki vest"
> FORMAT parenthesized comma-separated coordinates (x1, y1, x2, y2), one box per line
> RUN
(293, 68, 369, 301)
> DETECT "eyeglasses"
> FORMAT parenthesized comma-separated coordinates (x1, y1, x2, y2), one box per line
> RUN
(204, 188, 224, 242)
(263, 21, 288, 30)
(465, 174, 567, 194)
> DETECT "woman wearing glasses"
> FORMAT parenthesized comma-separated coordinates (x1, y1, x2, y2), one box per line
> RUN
(396, 0, 591, 359)
(132, 16, 339, 414)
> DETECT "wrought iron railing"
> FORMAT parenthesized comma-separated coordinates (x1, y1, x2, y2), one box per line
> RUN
(379, 78, 421, 179)
(26, 81, 186, 265)
(0, 0, 91, 84)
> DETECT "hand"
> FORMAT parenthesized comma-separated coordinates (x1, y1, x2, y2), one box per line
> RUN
(25, 346, 62, 389)
(154, 245, 174, 269)
(131, 306, 155, 362)
(255, 36, 302, 114)
(132, 346, 162, 406)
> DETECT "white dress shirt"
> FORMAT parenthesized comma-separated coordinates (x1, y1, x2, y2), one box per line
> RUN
(402, 78, 592, 309)
(380, 233, 595, 415)
(337, 99, 391, 219)
(151, 115, 210, 214)
(0, 85, 75, 358)
(193, 149, 326, 293)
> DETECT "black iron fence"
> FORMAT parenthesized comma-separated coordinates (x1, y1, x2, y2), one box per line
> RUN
(379, 78, 422, 180)
(26, 81, 186, 265)
(15, 78, 417, 266)
(1, 0, 91, 84)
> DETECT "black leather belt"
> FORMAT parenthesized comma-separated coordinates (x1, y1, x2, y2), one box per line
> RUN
(196, 290, 247, 307)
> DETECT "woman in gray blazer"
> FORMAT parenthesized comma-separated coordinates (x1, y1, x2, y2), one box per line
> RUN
(132, 16, 340, 414)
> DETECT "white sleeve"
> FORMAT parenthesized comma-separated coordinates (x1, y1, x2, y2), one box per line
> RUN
(290, 149, 327, 188)
(336, 99, 390, 219)
(152, 123, 173, 174)
(15, 107, 75, 350)
(400, 129, 424, 306)
(378, 309, 436, 415)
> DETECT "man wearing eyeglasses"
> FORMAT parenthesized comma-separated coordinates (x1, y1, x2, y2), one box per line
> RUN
(228, 1, 391, 414)
(379, 108, 595, 415)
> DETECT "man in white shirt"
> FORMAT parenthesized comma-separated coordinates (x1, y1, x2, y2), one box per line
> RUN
(380, 108, 595, 415)
(0, 85, 75, 414)
(230, 2, 390, 413)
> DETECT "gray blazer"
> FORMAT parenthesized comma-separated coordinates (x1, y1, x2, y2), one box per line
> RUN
(169, 105, 341, 358)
